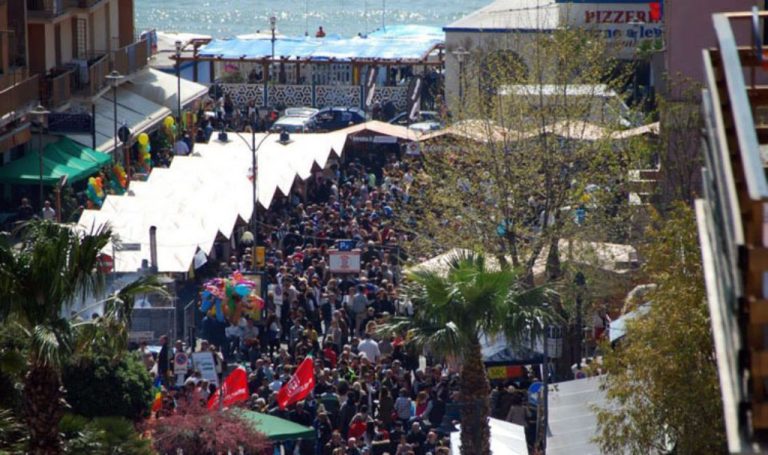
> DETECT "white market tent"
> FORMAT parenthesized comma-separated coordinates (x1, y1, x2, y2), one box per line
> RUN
(450, 418, 528, 455)
(77, 140, 255, 273)
(75, 122, 411, 273)
(546, 376, 606, 455)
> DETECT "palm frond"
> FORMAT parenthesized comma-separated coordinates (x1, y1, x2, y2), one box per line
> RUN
(407, 321, 469, 358)
(29, 323, 71, 368)
(103, 276, 169, 327)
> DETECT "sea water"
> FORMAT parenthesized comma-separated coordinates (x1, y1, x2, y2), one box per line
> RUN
(135, 0, 489, 38)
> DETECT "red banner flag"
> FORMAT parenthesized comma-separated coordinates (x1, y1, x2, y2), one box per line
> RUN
(277, 356, 315, 409)
(207, 366, 249, 410)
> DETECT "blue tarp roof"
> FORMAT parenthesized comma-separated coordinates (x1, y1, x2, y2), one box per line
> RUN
(198, 25, 444, 61)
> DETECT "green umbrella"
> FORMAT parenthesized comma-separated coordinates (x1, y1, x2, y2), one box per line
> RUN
(236, 410, 315, 442)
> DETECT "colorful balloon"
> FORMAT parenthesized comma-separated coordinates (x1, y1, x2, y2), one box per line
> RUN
(163, 116, 175, 129)
(137, 132, 149, 146)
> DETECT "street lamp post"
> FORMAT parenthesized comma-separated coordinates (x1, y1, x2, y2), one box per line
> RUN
(175, 40, 182, 127)
(452, 46, 470, 105)
(270, 16, 277, 85)
(251, 131, 273, 267)
(30, 104, 50, 206)
(105, 70, 124, 158)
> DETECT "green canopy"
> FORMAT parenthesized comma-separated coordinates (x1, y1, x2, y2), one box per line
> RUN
(0, 137, 111, 186)
(237, 410, 315, 442)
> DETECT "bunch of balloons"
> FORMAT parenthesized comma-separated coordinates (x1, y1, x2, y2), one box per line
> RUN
(86, 176, 105, 207)
(163, 116, 176, 141)
(110, 164, 128, 195)
(199, 271, 264, 325)
(137, 132, 152, 171)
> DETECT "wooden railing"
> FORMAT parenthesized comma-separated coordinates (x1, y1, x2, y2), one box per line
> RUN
(26, 0, 65, 17)
(44, 69, 74, 108)
(0, 74, 41, 118)
(86, 55, 110, 97)
(112, 40, 149, 76)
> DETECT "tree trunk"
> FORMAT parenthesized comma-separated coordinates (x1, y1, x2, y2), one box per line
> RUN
(459, 340, 491, 455)
(23, 364, 65, 455)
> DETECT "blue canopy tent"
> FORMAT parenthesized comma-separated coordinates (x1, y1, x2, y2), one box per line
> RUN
(197, 25, 444, 62)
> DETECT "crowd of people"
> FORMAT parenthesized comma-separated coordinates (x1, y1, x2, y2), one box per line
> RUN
(142, 149, 540, 455)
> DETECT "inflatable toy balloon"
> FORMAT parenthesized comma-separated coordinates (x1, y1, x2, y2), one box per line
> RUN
(163, 116, 175, 128)
(200, 291, 214, 313)
(146, 144, 151, 152)
(234, 284, 251, 297)
(214, 299, 225, 322)
(138, 132, 149, 146)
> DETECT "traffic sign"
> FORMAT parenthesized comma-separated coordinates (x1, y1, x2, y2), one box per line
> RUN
(97, 253, 113, 273)
(174, 352, 189, 375)
(117, 125, 131, 143)
(528, 381, 543, 406)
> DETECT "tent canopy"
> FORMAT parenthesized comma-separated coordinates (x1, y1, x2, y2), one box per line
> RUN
(127, 68, 209, 111)
(65, 88, 170, 153)
(547, 377, 606, 455)
(0, 137, 110, 186)
(238, 410, 315, 441)
(198, 26, 443, 61)
(451, 418, 528, 455)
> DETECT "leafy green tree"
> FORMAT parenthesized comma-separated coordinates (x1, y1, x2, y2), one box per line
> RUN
(60, 414, 154, 455)
(594, 204, 725, 454)
(398, 28, 652, 377)
(380, 251, 553, 455)
(0, 221, 163, 454)
(63, 353, 153, 421)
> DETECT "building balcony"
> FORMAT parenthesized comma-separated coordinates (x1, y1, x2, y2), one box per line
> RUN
(66, 0, 103, 8)
(26, 0, 66, 18)
(112, 40, 149, 77)
(0, 74, 41, 119)
(70, 53, 110, 98)
(41, 68, 75, 109)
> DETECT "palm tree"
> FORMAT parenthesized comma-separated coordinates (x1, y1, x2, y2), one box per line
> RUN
(0, 220, 163, 454)
(381, 251, 554, 455)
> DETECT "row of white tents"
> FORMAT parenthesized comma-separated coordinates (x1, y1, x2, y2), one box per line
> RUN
(75, 118, 651, 274)
(75, 123, 405, 273)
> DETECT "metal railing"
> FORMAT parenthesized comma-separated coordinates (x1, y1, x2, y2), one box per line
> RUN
(0, 74, 40, 118)
(713, 12, 768, 200)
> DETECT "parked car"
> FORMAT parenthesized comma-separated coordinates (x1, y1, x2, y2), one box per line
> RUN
(312, 107, 367, 132)
(270, 107, 319, 133)
(270, 116, 315, 133)
(408, 121, 443, 133)
(388, 110, 439, 126)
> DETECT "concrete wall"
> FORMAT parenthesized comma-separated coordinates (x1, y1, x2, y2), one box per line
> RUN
(444, 30, 537, 107)
(59, 17, 72, 64)
(44, 22, 55, 71)
(109, 0, 119, 50)
(664, 0, 756, 90)
(92, 5, 107, 53)
(0, 2, 8, 77)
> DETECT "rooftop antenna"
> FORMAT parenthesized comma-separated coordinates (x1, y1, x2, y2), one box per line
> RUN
(305, 0, 309, 36)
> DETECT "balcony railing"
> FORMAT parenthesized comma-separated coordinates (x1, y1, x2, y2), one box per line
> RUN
(26, 0, 65, 17)
(88, 55, 110, 96)
(42, 69, 74, 108)
(0, 74, 41, 118)
(112, 40, 149, 77)
(71, 54, 109, 97)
